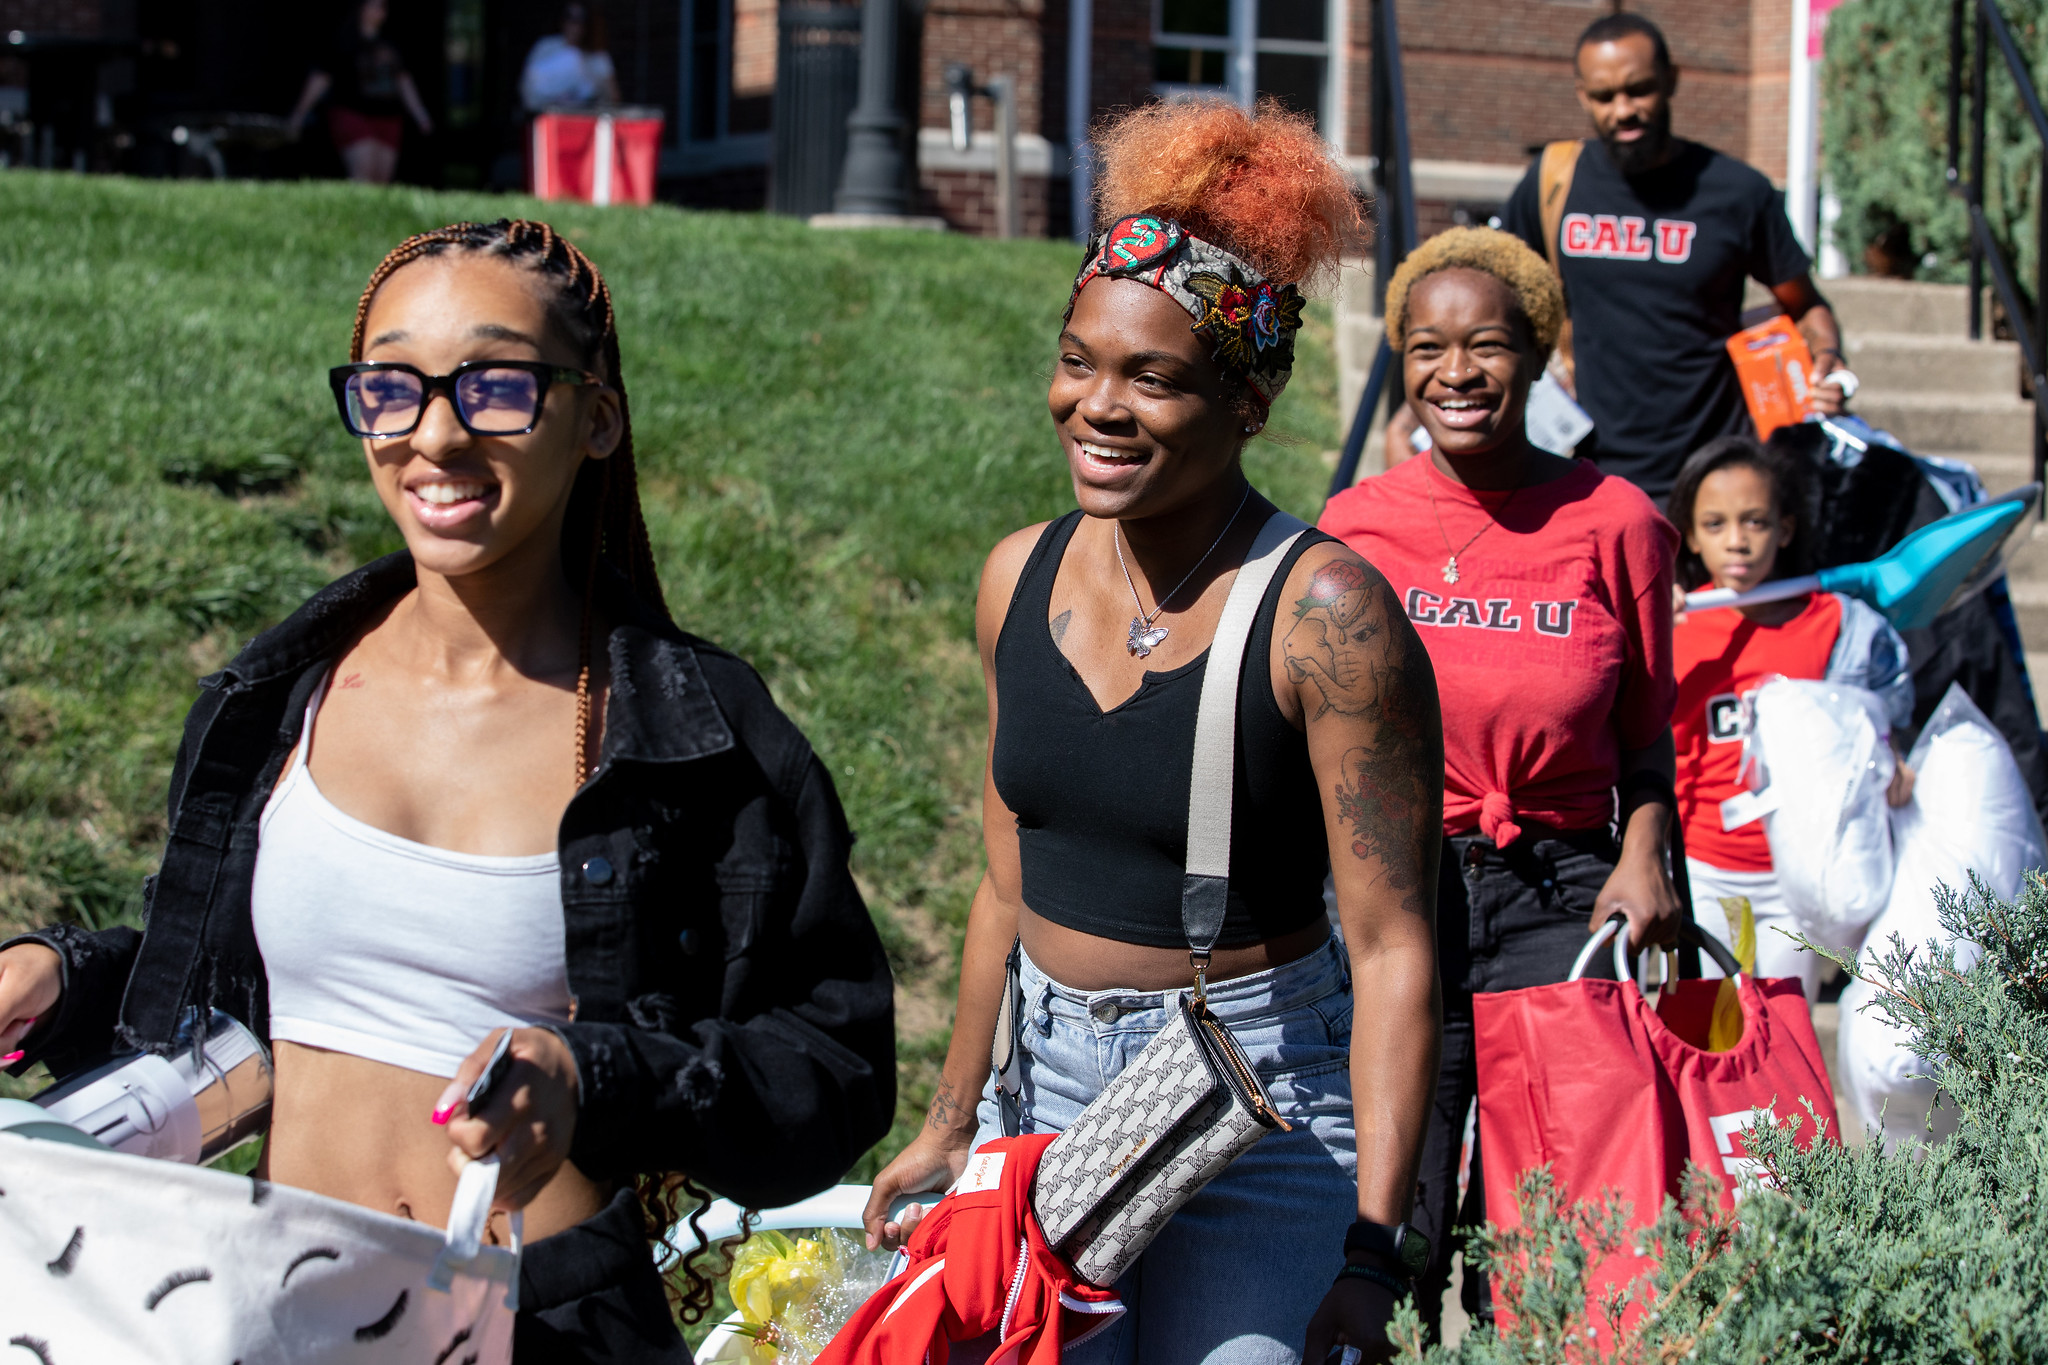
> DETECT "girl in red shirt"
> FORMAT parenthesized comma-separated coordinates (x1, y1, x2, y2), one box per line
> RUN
(1320, 227, 1680, 1338)
(1670, 436, 1913, 1000)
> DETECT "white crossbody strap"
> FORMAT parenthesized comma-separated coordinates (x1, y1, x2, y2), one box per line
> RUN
(1181, 510, 1311, 957)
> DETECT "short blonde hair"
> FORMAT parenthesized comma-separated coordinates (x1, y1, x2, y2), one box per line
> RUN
(1383, 227, 1564, 357)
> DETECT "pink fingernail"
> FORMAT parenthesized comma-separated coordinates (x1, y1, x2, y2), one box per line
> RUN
(430, 1080, 464, 1125)
(1, 1052, 22, 1065)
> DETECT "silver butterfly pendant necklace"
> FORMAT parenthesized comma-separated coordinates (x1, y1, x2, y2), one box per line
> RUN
(1114, 484, 1253, 657)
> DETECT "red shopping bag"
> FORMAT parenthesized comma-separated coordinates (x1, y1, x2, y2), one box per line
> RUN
(1473, 922, 1838, 1326)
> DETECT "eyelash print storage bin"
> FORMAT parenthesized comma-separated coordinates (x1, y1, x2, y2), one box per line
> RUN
(0, 1114, 519, 1364)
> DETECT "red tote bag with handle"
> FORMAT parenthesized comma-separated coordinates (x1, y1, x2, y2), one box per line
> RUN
(1473, 919, 1839, 1325)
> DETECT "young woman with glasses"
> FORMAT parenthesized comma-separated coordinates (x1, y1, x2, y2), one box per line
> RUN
(0, 219, 896, 1361)
(861, 101, 1444, 1364)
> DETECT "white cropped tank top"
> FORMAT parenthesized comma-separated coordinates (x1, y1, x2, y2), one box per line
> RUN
(250, 672, 574, 1078)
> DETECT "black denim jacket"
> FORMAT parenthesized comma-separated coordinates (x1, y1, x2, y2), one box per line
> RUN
(5, 553, 895, 1209)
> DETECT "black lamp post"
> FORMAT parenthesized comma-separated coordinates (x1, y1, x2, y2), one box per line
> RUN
(831, 0, 909, 216)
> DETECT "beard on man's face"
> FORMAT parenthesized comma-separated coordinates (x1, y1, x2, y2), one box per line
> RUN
(1600, 104, 1673, 175)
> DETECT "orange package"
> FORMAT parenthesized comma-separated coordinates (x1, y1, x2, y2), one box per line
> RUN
(1725, 314, 1816, 440)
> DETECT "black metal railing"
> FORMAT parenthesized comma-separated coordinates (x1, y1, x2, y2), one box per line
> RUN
(1948, 0, 2048, 492)
(1327, 0, 1418, 501)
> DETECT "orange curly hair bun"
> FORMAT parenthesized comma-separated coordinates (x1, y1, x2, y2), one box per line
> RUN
(1092, 98, 1360, 293)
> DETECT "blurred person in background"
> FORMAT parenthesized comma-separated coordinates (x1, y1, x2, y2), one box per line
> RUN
(1388, 14, 1848, 504)
(522, 3, 621, 113)
(287, 0, 433, 185)
(1322, 227, 1680, 1340)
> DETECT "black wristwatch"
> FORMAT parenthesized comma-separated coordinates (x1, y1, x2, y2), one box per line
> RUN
(1343, 1220, 1430, 1279)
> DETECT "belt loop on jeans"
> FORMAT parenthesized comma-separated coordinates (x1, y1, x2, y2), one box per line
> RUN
(1033, 980, 1054, 1034)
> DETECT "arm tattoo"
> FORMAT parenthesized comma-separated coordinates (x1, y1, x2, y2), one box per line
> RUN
(1285, 562, 1437, 911)
(1282, 560, 1383, 719)
(926, 1076, 967, 1132)
(1049, 609, 1072, 644)
(1336, 736, 1425, 893)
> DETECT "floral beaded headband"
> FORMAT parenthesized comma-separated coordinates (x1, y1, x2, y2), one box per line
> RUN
(1066, 214, 1305, 407)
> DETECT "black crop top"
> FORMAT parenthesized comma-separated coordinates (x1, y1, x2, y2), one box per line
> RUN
(991, 511, 1335, 949)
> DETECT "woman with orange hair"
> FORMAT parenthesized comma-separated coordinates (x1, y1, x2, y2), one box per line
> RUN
(863, 102, 1443, 1362)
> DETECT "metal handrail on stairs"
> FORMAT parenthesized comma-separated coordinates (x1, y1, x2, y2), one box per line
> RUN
(1948, 0, 2048, 495)
(1326, 0, 1417, 502)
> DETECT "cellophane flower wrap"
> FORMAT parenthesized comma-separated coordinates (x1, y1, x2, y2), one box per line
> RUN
(726, 1229, 892, 1363)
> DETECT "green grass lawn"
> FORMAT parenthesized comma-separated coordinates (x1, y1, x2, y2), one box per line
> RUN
(0, 172, 1342, 1160)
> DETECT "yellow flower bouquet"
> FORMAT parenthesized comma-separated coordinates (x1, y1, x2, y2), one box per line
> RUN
(725, 1229, 893, 1363)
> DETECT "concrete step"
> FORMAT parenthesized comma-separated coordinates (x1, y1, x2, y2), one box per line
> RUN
(1995, 524, 2048, 647)
(2001, 587, 2048, 652)
(1744, 276, 1981, 337)
(1851, 393, 2034, 459)
(1845, 334, 2022, 398)
(1826, 277, 1979, 338)
(1930, 450, 2037, 498)
(1338, 259, 1377, 319)
(1743, 276, 1981, 338)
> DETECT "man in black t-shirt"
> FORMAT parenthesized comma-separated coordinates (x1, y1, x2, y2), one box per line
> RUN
(1390, 15, 1847, 500)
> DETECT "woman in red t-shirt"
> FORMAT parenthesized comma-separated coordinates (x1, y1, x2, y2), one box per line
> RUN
(1669, 435, 1913, 1000)
(1319, 227, 1680, 1337)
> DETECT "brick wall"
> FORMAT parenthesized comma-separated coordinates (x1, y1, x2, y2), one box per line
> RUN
(1746, 0, 1790, 182)
(733, 0, 777, 100)
(920, 0, 1051, 137)
(1348, 0, 1796, 178)
(916, 0, 1090, 236)
(1091, 0, 1151, 132)
(920, 165, 1063, 235)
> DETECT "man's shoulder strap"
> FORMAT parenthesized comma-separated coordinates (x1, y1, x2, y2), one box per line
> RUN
(1537, 139, 1584, 272)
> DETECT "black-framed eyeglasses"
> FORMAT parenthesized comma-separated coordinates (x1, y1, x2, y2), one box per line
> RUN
(328, 360, 601, 439)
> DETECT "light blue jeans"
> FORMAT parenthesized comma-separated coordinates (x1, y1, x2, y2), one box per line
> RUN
(970, 937, 1359, 1364)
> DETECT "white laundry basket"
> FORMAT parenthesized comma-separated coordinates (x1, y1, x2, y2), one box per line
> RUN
(0, 1126, 519, 1364)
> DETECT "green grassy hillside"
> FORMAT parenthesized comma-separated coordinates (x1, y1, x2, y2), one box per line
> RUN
(0, 173, 1341, 1152)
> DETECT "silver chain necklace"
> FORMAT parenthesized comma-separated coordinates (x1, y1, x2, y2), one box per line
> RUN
(1113, 484, 1253, 658)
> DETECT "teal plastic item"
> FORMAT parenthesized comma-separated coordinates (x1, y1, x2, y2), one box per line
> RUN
(1685, 483, 2041, 630)
(0, 1097, 107, 1150)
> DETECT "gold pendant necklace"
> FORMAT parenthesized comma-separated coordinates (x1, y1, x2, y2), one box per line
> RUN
(1428, 481, 1523, 585)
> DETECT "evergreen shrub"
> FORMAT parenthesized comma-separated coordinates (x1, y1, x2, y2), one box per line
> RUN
(1396, 874, 2048, 1361)
(1822, 0, 2048, 288)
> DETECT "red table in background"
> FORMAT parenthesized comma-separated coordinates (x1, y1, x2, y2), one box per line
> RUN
(529, 108, 664, 206)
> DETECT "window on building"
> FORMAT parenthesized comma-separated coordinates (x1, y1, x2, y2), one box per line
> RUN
(1153, 0, 1331, 128)
(1155, 0, 1230, 95)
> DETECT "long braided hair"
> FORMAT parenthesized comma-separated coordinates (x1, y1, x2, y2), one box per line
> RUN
(350, 220, 743, 1324)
